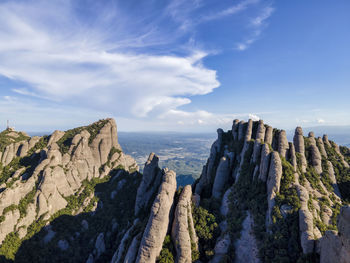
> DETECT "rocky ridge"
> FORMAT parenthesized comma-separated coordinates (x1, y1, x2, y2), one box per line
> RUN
(0, 118, 349, 263)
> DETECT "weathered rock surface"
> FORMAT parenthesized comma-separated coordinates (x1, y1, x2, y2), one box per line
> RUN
(296, 185, 315, 254)
(212, 157, 231, 199)
(266, 152, 282, 227)
(136, 169, 177, 263)
(172, 185, 198, 263)
(234, 212, 260, 263)
(308, 133, 323, 174)
(259, 144, 270, 182)
(293, 127, 307, 172)
(320, 206, 350, 263)
(264, 126, 273, 145)
(278, 130, 289, 158)
(134, 153, 162, 215)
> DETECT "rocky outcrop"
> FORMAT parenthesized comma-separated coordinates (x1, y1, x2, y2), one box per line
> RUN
(232, 119, 240, 140)
(134, 153, 162, 215)
(297, 185, 315, 254)
(293, 127, 307, 173)
(327, 161, 342, 198)
(289, 143, 297, 172)
(278, 130, 289, 159)
(320, 206, 350, 263)
(172, 185, 198, 263)
(234, 212, 260, 263)
(259, 144, 270, 182)
(136, 169, 177, 263)
(264, 126, 273, 145)
(212, 157, 230, 199)
(317, 137, 328, 158)
(266, 152, 282, 227)
(308, 133, 322, 174)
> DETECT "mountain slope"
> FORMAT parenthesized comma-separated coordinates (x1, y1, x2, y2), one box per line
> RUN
(0, 118, 349, 263)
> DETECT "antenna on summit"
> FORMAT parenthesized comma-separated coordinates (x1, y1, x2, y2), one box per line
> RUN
(7, 120, 9, 129)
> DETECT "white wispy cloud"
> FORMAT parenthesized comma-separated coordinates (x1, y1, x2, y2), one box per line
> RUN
(235, 6, 274, 51)
(0, 0, 276, 131)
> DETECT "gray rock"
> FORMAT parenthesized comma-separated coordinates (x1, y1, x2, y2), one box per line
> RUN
(94, 233, 106, 258)
(232, 119, 240, 140)
(238, 120, 245, 141)
(259, 144, 270, 182)
(317, 137, 328, 158)
(124, 233, 141, 263)
(210, 234, 231, 263)
(212, 157, 231, 199)
(0, 209, 20, 244)
(136, 169, 177, 263)
(134, 153, 162, 215)
(234, 212, 260, 263)
(266, 152, 282, 227)
(293, 127, 307, 172)
(221, 188, 232, 217)
(278, 130, 289, 159)
(255, 120, 265, 141)
(296, 185, 315, 254)
(327, 161, 342, 198)
(86, 254, 94, 263)
(171, 185, 198, 263)
(252, 140, 262, 164)
(289, 143, 297, 172)
(320, 206, 350, 263)
(43, 226, 56, 244)
(82, 220, 89, 231)
(245, 119, 253, 141)
(58, 239, 69, 251)
(264, 126, 273, 145)
(111, 221, 138, 263)
(308, 133, 322, 174)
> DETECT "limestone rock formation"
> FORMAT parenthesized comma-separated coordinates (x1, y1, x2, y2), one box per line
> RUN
(134, 153, 162, 215)
(171, 185, 198, 263)
(278, 130, 289, 159)
(266, 152, 282, 227)
(234, 212, 260, 263)
(212, 157, 230, 199)
(308, 133, 323, 174)
(136, 169, 177, 263)
(0, 117, 349, 263)
(293, 127, 307, 173)
(320, 206, 350, 263)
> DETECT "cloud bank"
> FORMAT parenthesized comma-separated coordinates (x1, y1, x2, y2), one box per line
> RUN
(0, 0, 275, 130)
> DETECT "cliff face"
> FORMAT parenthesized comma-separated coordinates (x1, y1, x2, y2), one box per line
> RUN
(0, 118, 349, 263)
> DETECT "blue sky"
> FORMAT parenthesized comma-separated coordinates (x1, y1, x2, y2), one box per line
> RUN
(0, 0, 349, 132)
